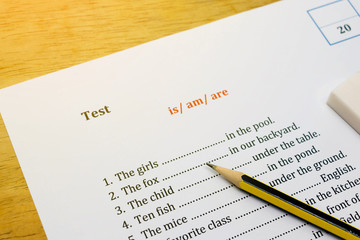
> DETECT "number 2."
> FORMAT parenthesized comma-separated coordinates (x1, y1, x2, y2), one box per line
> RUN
(109, 192, 118, 201)
(337, 24, 351, 34)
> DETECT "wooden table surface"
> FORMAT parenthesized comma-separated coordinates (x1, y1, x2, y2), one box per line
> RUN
(0, 0, 277, 239)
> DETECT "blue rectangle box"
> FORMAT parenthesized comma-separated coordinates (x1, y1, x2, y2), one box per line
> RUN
(308, 0, 360, 45)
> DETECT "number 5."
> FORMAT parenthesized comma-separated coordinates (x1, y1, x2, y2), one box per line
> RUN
(337, 24, 351, 34)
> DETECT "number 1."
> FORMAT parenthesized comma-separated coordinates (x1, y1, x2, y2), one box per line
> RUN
(103, 178, 112, 186)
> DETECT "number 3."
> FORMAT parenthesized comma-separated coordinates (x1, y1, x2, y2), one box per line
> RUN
(115, 206, 123, 215)
(337, 24, 351, 34)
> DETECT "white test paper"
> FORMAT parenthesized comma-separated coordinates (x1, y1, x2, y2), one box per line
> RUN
(1, 0, 360, 239)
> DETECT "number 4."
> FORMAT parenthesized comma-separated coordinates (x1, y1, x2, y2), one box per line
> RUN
(123, 220, 131, 228)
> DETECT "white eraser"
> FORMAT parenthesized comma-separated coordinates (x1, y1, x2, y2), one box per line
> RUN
(327, 72, 360, 134)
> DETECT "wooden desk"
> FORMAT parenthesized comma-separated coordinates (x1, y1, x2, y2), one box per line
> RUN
(0, 1, 277, 239)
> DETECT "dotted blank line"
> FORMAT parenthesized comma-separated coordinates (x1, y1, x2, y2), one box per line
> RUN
(178, 174, 220, 192)
(235, 204, 270, 220)
(162, 140, 226, 165)
(177, 163, 263, 192)
(232, 182, 321, 220)
(253, 171, 268, 178)
(228, 214, 288, 239)
(163, 154, 228, 181)
(232, 161, 252, 170)
(268, 223, 308, 240)
(191, 195, 250, 220)
(291, 182, 321, 196)
(179, 185, 234, 208)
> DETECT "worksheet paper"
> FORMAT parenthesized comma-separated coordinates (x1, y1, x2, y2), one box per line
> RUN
(1, 0, 360, 239)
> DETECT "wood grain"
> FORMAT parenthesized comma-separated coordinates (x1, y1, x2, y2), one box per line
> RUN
(0, 1, 277, 239)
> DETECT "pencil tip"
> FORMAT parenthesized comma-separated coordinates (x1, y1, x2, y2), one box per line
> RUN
(206, 163, 215, 169)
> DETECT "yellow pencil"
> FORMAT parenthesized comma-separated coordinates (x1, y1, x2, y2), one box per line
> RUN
(207, 163, 360, 240)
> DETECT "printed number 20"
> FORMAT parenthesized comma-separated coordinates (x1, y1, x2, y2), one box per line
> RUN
(337, 24, 351, 34)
